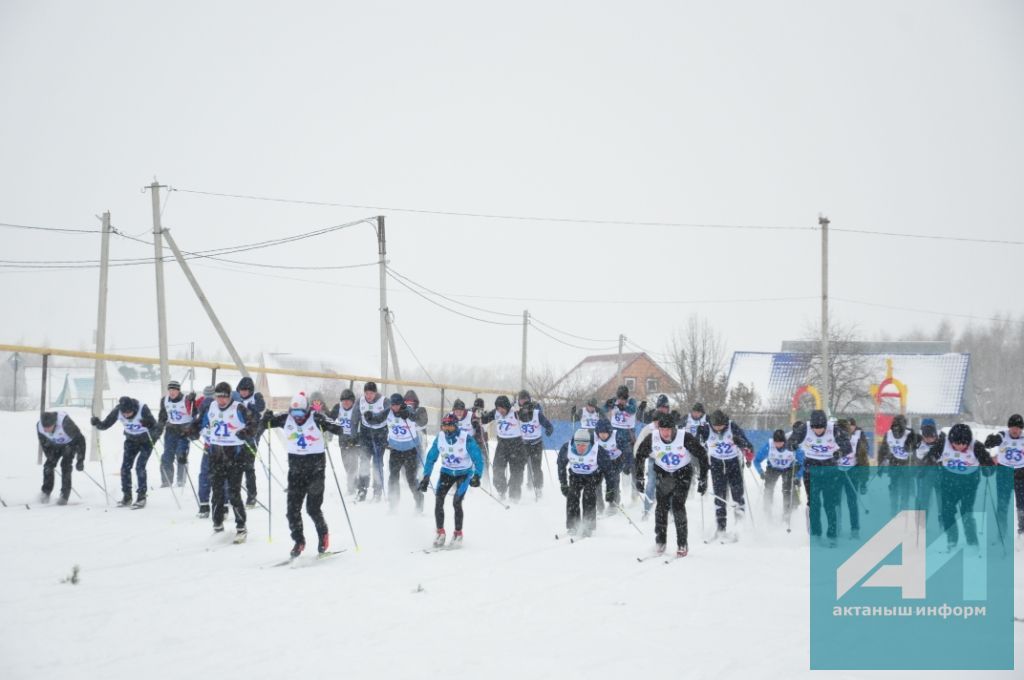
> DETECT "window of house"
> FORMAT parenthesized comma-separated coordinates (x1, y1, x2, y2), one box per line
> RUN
(624, 377, 636, 392)
(646, 378, 659, 394)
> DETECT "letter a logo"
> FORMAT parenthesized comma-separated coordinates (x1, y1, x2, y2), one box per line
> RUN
(836, 510, 926, 600)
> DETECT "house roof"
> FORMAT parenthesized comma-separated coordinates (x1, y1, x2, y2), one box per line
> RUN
(552, 352, 678, 399)
(726, 351, 970, 415)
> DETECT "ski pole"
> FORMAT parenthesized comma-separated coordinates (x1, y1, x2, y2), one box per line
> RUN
(321, 428, 360, 552)
(264, 428, 272, 543)
(57, 470, 84, 499)
(0, 493, 6, 507)
(94, 428, 110, 506)
(243, 441, 286, 492)
(613, 501, 644, 535)
(81, 468, 108, 497)
(983, 472, 1008, 558)
(477, 484, 510, 510)
(738, 462, 756, 533)
(149, 432, 182, 511)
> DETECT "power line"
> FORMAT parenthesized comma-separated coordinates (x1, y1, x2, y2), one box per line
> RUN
(171, 187, 813, 232)
(385, 271, 520, 327)
(0, 221, 99, 234)
(388, 268, 521, 319)
(529, 322, 618, 352)
(833, 297, 1024, 326)
(390, 318, 438, 385)
(530, 316, 618, 344)
(832, 227, 1024, 247)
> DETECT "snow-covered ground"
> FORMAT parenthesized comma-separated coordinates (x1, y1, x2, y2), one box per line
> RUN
(0, 408, 1019, 680)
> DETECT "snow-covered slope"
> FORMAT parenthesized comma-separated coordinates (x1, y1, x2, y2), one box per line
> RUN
(0, 409, 1019, 679)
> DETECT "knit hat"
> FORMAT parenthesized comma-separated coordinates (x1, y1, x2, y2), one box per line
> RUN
(167, 380, 181, 390)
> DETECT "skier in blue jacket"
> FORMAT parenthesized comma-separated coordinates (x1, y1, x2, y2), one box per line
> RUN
(418, 413, 485, 548)
(754, 428, 804, 520)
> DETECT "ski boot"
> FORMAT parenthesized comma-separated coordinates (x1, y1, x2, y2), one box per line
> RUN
(38, 492, 51, 504)
(56, 494, 69, 506)
(356, 488, 367, 502)
(233, 527, 247, 544)
(290, 541, 305, 558)
(433, 528, 446, 548)
(131, 495, 147, 509)
(318, 533, 330, 554)
(676, 544, 689, 558)
(451, 530, 463, 547)
(197, 503, 210, 519)
(117, 493, 132, 507)
(534, 487, 542, 502)
(654, 542, 667, 555)
(245, 497, 257, 509)
(213, 522, 225, 533)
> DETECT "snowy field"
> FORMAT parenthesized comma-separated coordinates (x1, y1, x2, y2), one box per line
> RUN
(0, 408, 1019, 680)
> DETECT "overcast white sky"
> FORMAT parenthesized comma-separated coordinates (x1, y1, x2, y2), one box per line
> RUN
(2, 0, 1022, 383)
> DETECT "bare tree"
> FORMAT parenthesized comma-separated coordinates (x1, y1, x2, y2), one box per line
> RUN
(726, 382, 761, 417)
(804, 320, 873, 415)
(666, 314, 728, 409)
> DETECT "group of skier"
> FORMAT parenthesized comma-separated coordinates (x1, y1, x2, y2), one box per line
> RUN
(34, 377, 1024, 560)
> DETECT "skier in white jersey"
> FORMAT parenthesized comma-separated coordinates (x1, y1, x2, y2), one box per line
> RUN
(634, 413, 709, 556)
(685, 402, 710, 444)
(706, 409, 755, 540)
(754, 429, 804, 520)
(191, 382, 255, 540)
(327, 388, 361, 494)
(785, 409, 850, 545)
(925, 423, 995, 550)
(594, 418, 626, 512)
(557, 428, 612, 538)
(637, 396, 680, 518)
(913, 419, 942, 516)
(157, 380, 194, 488)
(418, 414, 484, 547)
(984, 414, 1024, 541)
(264, 392, 336, 557)
(36, 410, 87, 504)
(877, 414, 918, 516)
(452, 398, 488, 482)
(480, 395, 524, 501)
(92, 396, 161, 508)
(573, 398, 604, 431)
(606, 385, 639, 484)
(357, 381, 389, 501)
(234, 376, 266, 508)
(834, 418, 869, 538)
(517, 391, 554, 500)
(384, 393, 425, 512)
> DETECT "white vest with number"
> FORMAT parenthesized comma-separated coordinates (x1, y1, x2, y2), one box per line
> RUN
(914, 439, 934, 462)
(495, 410, 521, 439)
(163, 396, 191, 426)
(768, 444, 796, 470)
(886, 431, 910, 460)
(360, 395, 386, 429)
(801, 423, 839, 461)
(520, 408, 543, 442)
(685, 415, 707, 438)
(436, 430, 473, 472)
(610, 405, 636, 430)
(38, 411, 73, 445)
(707, 424, 740, 460)
(568, 442, 601, 475)
(456, 411, 474, 436)
(939, 438, 979, 475)
(119, 404, 148, 437)
(579, 408, 601, 430)
(207, 401, 245, 447)
(387, 411, 418, 444)
(284, 413, 325, 455)
(651, 430, 692, 473)
(335, 405, 355, 436)
(995, 431, 1024, 469)
(838, 431, 861, 469)
(598, 433, 622, 460)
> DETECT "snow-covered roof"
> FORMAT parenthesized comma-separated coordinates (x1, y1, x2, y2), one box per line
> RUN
(726, 351, 970, 415)
(551, 353, 642, 398)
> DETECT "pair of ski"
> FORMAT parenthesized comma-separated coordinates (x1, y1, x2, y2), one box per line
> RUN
(636, 548, 687, 564)
(272, 549, 346, 567)
(422, 541, 463, 554)
(702, 531, 738, 545)
(554, 533, 589, 544)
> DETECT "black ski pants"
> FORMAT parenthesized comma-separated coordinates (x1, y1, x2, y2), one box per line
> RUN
(388, 447, 424, 510)
(837, 467, 865, 532)
(804, 459, 840, 539)
(939, 471, 981, 546)
(242, 439, 258, 503)
(995, 466, 1024, 537)
(709, 456, 745, 530)
(434, 471, 471, 531)
(653, 465, 693, 548)
(763, 465, 796, 516)
(287, 453, 328, 544)
(493, 437, 525, 499)
(209, 445, 246, 529)
(566, 471, 600, 534)
(523, 439, 544, 491)
(120, 436, 153, 498)
(337, 436, 360, 494)
(42, 443, 80, 498)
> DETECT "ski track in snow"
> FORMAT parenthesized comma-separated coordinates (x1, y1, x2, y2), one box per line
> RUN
(0, 409, 1020, 679)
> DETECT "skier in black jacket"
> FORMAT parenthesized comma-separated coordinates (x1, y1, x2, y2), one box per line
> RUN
(92, 396, 161, 508)
(557, 428, 612, 537)
(37, 410, 86, 504)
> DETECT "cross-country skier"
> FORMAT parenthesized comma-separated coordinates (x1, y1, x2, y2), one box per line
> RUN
(634, 413, 709, 556)
(92, 396, 161, 508)
(385, 393, 424, 512)
(357, 381, 389, 501)
(263, 392, 334, 557)
(472, 397, 492, 483)
(637, 395, 679, 518)
(452, 398, 486, 458)
(418, 413, 484, 548)
(912, 418, 942, 533)
(754, 428, 804, 520)
(877, 414, 917, 516)
(984, 414, 1024, 542)
(574, 398, 604, 431)
(517, 391, 553, 500)
(685, 402, 710, 443)
(557, 428, 612, 538)
(605, 385, 639, 484)
(594, 418, 625, 513)
(480, 395, 524, 501)
(157, 380, 194, 488)
(926, 423, 994, 550)
(192, 385, 227, 518)
(37, 410, 86, 505)
(234, 376, 266, 508)
(327, 388, 361, 494)
(835, 418, 869, 538)
(705, 409, 754, 540)
(190, 382, 255, 539)
(786, 409, 851, 546)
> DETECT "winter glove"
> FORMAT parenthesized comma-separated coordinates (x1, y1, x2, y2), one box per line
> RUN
(697, 478, 708, 495)
(638, 400, 647, 413)
(90, 416, 101, 427)
(75, 459, 84, 472)
(635, 478, 645, 493)
(544, 424, 553, 437)
(469, 474, 480, 487)
(605, 489, 614, 503)
(560, 483, 569, 497)
(363, 411, 374, 420)
(743, 448, 754, 466)
(417, 477, 430, 493)
(984, 434, 1001, 448)
(605, 398, 615, 410)
(262, 410, 274, 424)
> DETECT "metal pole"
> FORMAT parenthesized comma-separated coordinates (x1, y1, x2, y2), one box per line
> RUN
(377, 216, 389, 392)
(37, 354, 48, 464)
(11, 352, 18, 411)
(189, 341, 195, 393)
(91, 212, 111, 462)
(161, 229, 249, 378)
(616, 334, 625, 389)
(819, 215, 830, 415)
(439, 387, 446, 427)
(149, 181, 170, 389)
(521, 310, 529, 390)
(386, 309, 402, 386)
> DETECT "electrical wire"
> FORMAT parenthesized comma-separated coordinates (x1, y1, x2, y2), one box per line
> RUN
(385, 271, 520, 327)
(387, 268, 521, 319)
(831, 227, 1024, 247)
(529, 322, 618, 352)
(390, 318, 438, 385)
(530, 316, 618, 344)
(0, 221, 99, 234)
(833, 297, 1024, 326)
